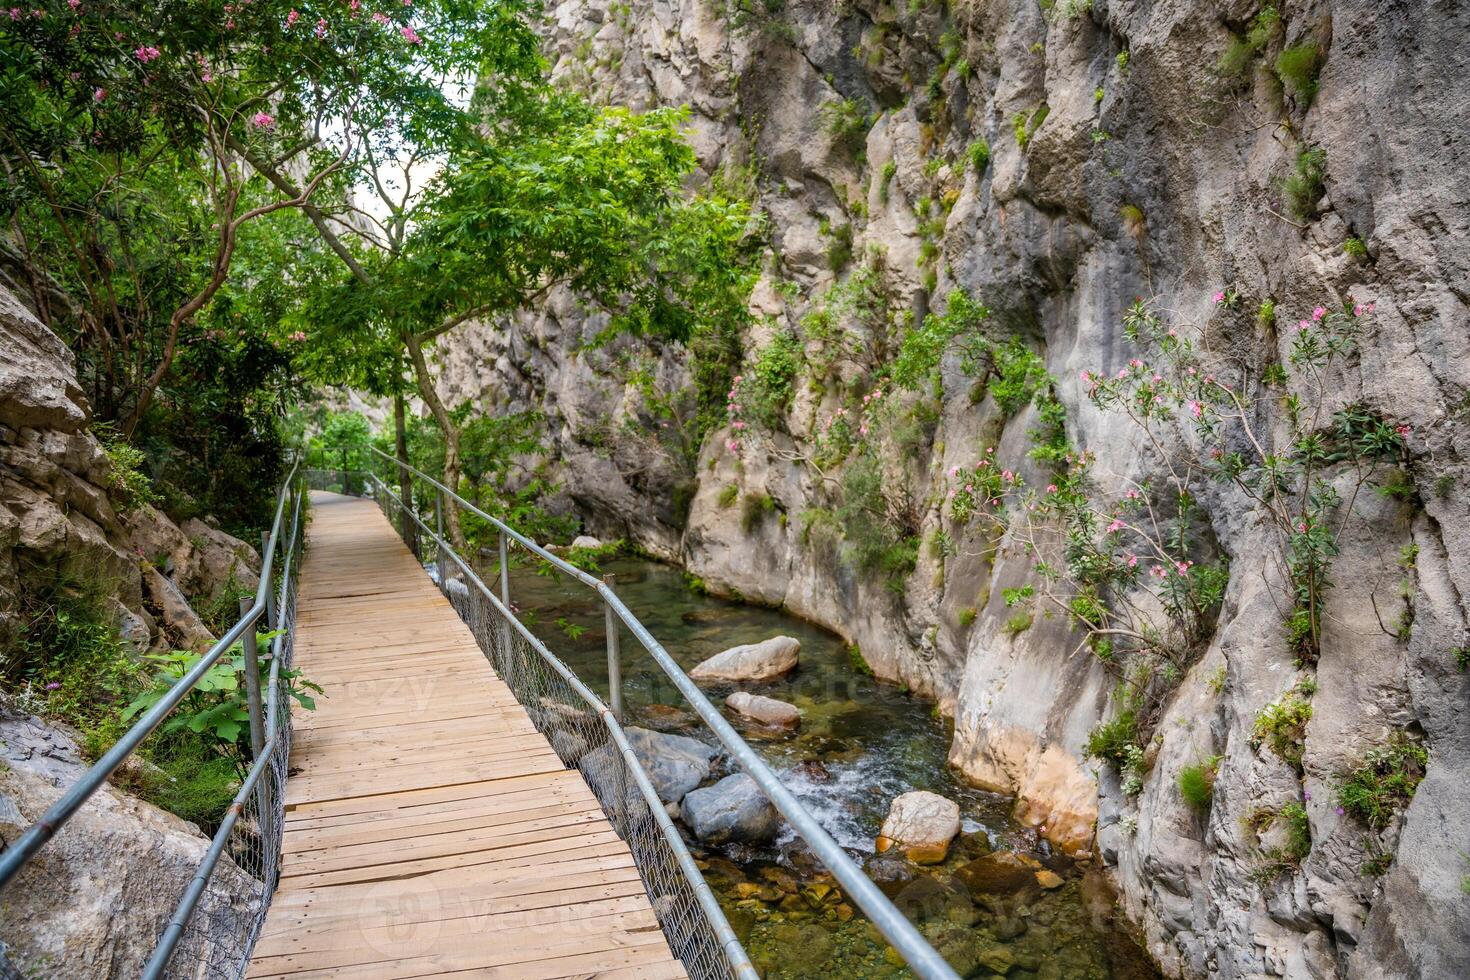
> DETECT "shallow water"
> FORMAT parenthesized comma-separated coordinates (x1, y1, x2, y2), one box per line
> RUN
(504, 557, 1157, 979)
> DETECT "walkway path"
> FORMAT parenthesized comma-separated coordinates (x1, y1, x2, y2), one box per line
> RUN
(247, 492, 687, 979)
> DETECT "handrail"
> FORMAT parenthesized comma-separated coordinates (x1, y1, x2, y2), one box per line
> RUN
(352, 446, 961, 980)
(0, 461, 301, 891)
(0, 461, 304, 980)
(372, 474, 758, 980)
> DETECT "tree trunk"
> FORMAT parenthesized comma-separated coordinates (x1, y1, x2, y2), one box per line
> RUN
(393, 390, 417, 553)
(404, 332, 468, 554)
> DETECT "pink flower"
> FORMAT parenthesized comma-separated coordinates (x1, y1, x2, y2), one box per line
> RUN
(1046, 484, 1058, 494)
(45, 681, 62, 690)
(1079, 370, 1091, 382)
(1297, 522, 1308, 533)
(964, 484, 974, 492)
(350, 0, 361, 10)
(1212, 290, 1225, 304)
(1395, 424, 1410, 436)
(7, 8, 19, 19)
(1114, 368, 1126, 379)
(289, 331, 307, 342)
(92, 86, 106, 102)
(66, 0, 79, 10)
(135, 45, 162, 63)
(1188, 400, 1203, 419)
(1297, 319, 1310, 332)
(1312, 306, 1327, 321)
(1353, 303, 1365, 316)
(1152, 374, 1163, 383)
(949, 466, 960, 477)
(314, 17, 328, 37)
(250, 111, 275, 129)
(371, 11, 390, 24)
(400, 24, 422, 43)
(1127, 554, 1138, 568)
(1106, 519, 1123, 533)
(1167, 328, 1177, 338)
(286, 8, 299, 27)
(1129, 358, 1143, 369)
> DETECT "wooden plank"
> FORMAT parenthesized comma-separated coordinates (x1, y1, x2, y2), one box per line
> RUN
(247, 492, 688, 979)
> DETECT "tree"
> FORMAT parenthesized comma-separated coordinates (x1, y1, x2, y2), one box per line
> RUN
(0, 0, 539, 438)
(287, 89, 758, 549)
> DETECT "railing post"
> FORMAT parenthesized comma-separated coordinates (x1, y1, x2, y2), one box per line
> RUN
(498, 530, 514, 688)
(602, 574, 623, 722)
(339, 447, 349, 494)
(237, 596, 272, 826)
(260, 531, 275, 629)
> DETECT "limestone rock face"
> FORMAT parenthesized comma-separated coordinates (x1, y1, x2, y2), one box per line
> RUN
(430, 1, 1470, 974)
(0, 712, 257, 977)
(877, 791, 961, 865)
(690, 636, 800, 683)
(725, 691, 801, 730)
(681, 772, 782, 845)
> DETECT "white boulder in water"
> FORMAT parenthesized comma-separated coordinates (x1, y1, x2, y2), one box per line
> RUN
(690, 635, 800, 682)
(570, 534, 603, 550)
(876, 790, 961, 864)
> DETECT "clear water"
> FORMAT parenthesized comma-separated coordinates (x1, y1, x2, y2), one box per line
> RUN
(503, 557, 1158, 979)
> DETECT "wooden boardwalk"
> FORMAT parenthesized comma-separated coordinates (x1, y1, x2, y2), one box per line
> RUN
(247, 492, 687, 979)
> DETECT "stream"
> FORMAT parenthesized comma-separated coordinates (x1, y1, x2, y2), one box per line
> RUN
(505, 556, 1158, 979)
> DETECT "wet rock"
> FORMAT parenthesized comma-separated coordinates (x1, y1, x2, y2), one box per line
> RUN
(954, 851, 1040, 897)
(579, 725, 717, 805)
(725, 691, 800, 730)
(633, 702, 696, 731)
(689, 635, 799, 682)
(876, 790, 961, 864)
(788, 759, 832, 783)
(864, 853, 918, 898)
(682, 773, 782, 845)
(1035, 870, 1064, 890)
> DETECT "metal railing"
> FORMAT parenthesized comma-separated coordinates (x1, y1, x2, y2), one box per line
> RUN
(0, 463, 308, 979)
(319, 446, 961, 980)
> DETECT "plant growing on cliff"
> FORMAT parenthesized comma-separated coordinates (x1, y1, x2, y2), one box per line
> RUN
(1274, 41, 1323, 106)
(1337, 730, 1429, 830)
(1178, 756, 1220, 811)
(1283, 147, 1328, 219)
(821, 98, 874, 157)
(1252, 681, 1314, 767)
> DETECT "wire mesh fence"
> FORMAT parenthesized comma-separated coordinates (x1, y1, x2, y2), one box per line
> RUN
(157, 484, 306, 979)
(368, 481, 746, 980)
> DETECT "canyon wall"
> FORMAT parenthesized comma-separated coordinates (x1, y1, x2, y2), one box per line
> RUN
(434, 1, 1470, 976)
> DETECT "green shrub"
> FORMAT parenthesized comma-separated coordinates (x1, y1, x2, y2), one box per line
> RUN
(1085, 710, 1139, 765)
(1337, 731, 1429, 829)
(1455, 646, 1470, 671)
(1343, 236, 1368, 259)
(1218, 5, 1279, 77)
(878, 159, 898, 203)
(740, 493, 776, 533)
(101, 435, 157, 514)
(1280, 801, 1312, 861)
(847, 643, 874, 676)
(967, 139, 990, 172)
(958, 606, 978, 627)
(717, 484, 740, 508)
(1275, 42, 1322, 105)
(821, 98, 873, 155)
(1003, 611, 1033, 637)
(1252, 686, 1314, 766)
(1283, 147, 1327, 219)
(1012, 104, 1050, 150)
(826, 222, 854, 272)
(1178, 758, 1219, 811)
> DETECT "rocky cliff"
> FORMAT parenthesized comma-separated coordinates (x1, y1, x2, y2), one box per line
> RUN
(433, 2, 1470, 976)
(1, 284, 264, 972)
